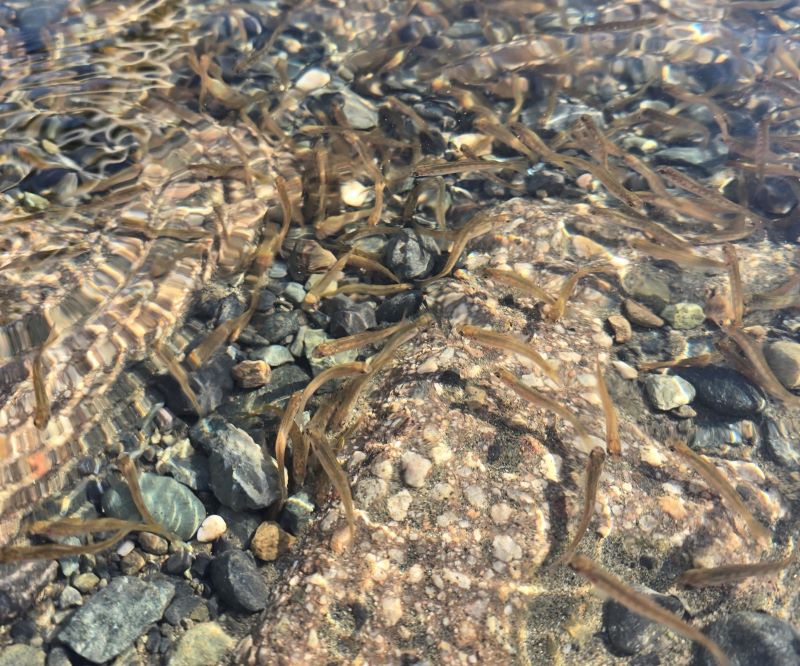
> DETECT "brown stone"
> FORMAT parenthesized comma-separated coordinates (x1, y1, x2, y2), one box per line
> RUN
(250, 522, 296, 561)
(232, 360, 271, 388)
(606, 314, 632, 343)
(622, 298, 664, 328)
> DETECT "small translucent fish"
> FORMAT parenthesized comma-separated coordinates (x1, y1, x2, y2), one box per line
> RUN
(638, 353, 721, 372)
(346, 252, 400, 284)
(631, 238, 728, 270)
(551, 447, 606, 567)
(657, 167, 745, 215)
(547, 262, 614, 323)
(304, 252, 351, 306)
(32, 353, 50, 430)
(679, 551, 795, 587)
(723, 245, 744, 328)
(455, 324, 560, 384)
(669, 439, 771, 544)
(309, 430, 356, 539)
(331, 283, 412, 297)
(313, 317, 427, 357)
(569, 555, 731, 666)
(595, 360, 620, 456)
(485, 268, 556, 304)
(495, 368, 591, 443)
(413, 157, 527, 177)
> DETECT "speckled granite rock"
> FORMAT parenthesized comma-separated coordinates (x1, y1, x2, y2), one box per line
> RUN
(239, 200, 798, 665)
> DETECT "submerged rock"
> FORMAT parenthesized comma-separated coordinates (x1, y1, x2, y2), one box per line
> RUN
(604, 588, 685, 655)
(697, 611, 800, 666)
(677, 366, 766, 417)
(644, 374, 695, 410)
(210, 550, 269, 613)
(59, 576, 174, 663)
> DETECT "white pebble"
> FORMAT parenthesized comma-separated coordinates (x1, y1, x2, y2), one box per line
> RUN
(196, 514, 227, 542)
(295, 68, 331, 92)
(492, 534, 522, 562)
(116, 540, 136, 557)
(340, 180, 371, 207)
(401, 452, 432, 488)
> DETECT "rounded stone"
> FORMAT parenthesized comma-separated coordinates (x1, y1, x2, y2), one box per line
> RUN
(401, 452, 432, 488)
(643, 375, 696, 411)
(167, 622, 235, 666)
(697, 611, 800, 666)
(660, 303, 706, 330)
(677, 366, 765, 417)
(384, 229, 439, 281)
(209, 550, 268, 613)
(765, 340, 800, 389)
(250, 522, 296, 561)
(197, 515, 228, 543)
(102, 473, 206, 541)
(71, 572, 99, 594)
(604, 588, 684, 655)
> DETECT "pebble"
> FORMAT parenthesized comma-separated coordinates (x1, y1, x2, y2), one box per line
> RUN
(279, 492, 315, 534)
(691, 422, 751, 449)
(329, 301, 377, 338)
(138, 532, 169, 555)
(250, 521, 296, 561)
(295, 67, 330, 92)
(698, 611, 800, 666)
(622, 298, 664, 328)
(44, 647, 71, 666)
(340, 180, 371, 207)
(250, 345, 294, 367)
(677, 366, 765, 417)
(376, 290, 423, 323)
(209, 550, 269, 613)
(159, 349, 235, 416)
(282, 281, 307, 304)
(116, 540, 135, 557)
(607, 314, 632, 343)
(71, 572, 100, 594)
(621, 267, 672, 309)
(401, 452, 432, 488)
(156, 438, 211, 492)
(163, 550, 193, 576)
(190, 416, 281, 511)
(164, 594, 209, 626)
(303, 327, 358, 376)
(764, 419, 800, 470)
(232, 360, 271, 388)
(103, 473, 205, 541)
(59, 576, 174, 664)
(259, 310, 302, 343)
(492, 535, 522, 562)
(765, 340, 800, 389)
(604, 588, 684, 655)
(216, 506, 263, 548)
(120, 550, 146, 575)
(233, 364, 311, 409)
(167, 622, 235, 666)
(660, 302, 706, 329)
(384, 229, 439, 281)
(197, 515, 228, 542)
(57, 585, 83, 609)
(643, 374, 696, 410)
(387, 490, 413, 521)
(0, 645, 45, 666)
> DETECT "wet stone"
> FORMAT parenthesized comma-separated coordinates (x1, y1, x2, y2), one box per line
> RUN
(697, 611, 800, 666)
(159, 349, 235, 417)
(691, 422, 751, 450)
(303, 327, 358, 376)
(765, 340, 800, 389)
(59, 576, 174, 664)
(190, 416, 281, 511)
(677, 366, 765, 417)
(71, 572, 99, 593)
(231, 363, 311, 410)
(156, 438, 211, 492)
(660, 302, 706, 330)
(282, 282, 306, 305)
(644, 374, 695, 411)
(258, 310, 302, 343)
(250, 521, 296, 561)
(0, 645, 45, 666)
(764, 419, 800, 470)
(376, 290, 423, 324)
(102, 473, 205, 541)
(384, 229, 439, 281)
(216, 506, 263, 548)
(120, 550, 146, 575)
(653, 145, 726, 167)
(329, 301, 377, 338)
(164, 595, 209, 626)
(167, 622, 235, 666)
(209, 550, 269, 613)
(232, 359, 270, 388)
(604, 588, 684, 656)
(607, 315, 632, 343)
(623, 299, 664, 328)
(621, 266, 672, 309)
(249, 344, 294, 367)
(44, 647, 71, 666)
(138, 532, 168, 555)
(57, 585, 83, 609)
(163, 550, 193, 576)
(279, 492, 315, 535)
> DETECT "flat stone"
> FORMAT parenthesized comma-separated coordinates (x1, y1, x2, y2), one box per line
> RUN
(607, 314, 632, 343)
(168, 622, 235, 666)
(164, 595, 209, 626)
(623, 299, 664, 328)
(102, 473, 206, 541)
(691, 422, 752, 449)
(660, 302, 705, 330)
(71, 572, 99, 593)
(621, 267, 672, 309)
(156, 438, 211, 492)
(329, 301, 377, 338)
(677, 366, 766, 417)
(604, 587, 684, 655)
(59, 576, 174, 664)
(138, 532, 168, 555)
(250, 521, 296, 561)
(765, 340, 800, 389)
(190, 416, 281, 511)
(278, 492, 315, 535)
(210, 550, 269, 613)
(698, 611, 800, 666)
(282, 281, 306, 304)
(643, 374, 695, 411)
(250, 345, 295, 367)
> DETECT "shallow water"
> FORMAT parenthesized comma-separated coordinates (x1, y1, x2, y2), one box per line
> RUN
(0, 0, 799, 662)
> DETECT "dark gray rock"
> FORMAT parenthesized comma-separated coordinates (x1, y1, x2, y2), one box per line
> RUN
(190, 416, 280, 511)
(258, 310, 302, 343)
(44, 647, 71, 666)
(691, 421, 755, 450)
(0, 560, 57, 622)
(329, 301, 377, 338)
(102, 473, 205, 541)
(156, 439, 211, 492)
(164, 595, 209, 626)
(163, 550, 193, 576)
(764, 419, 800, 470)
(604, 587, 684, 655)
(159, 349, 235, 416)
(216, 506, 263, 548)
(279, 491, 315, 535)
(59, 576, 174, 664)
(256, 289, 277, 312)
(697, 611, 800, 666)
(677, 366, 766, 417)
(209, 550, 269, 613)
(223, 364, 311, 415)
(376, 291, 423, 323)
(384, 229, 439, 281)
